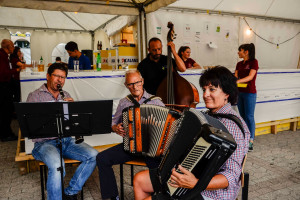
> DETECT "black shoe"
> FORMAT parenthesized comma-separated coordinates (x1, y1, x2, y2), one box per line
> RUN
(1, 135, 18, 142)
(63, 193, 78, 200)
(111, 196, 120, 200)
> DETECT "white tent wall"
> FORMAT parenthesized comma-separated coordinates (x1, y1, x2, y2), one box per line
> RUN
(243, 19, 300, 69)
(19, 30, 92, 65)
(0, 29, 10, 40)
(94, 29, 110, 51)
(146, 9, 300, 69)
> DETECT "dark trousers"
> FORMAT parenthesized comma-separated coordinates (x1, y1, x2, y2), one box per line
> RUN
(0, 82, 14, 139)
(96, 143, 160, 199)
(11, 78, 21, 103)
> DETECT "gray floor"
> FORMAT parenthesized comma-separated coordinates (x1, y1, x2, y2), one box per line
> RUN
(1, 121, 300, 200)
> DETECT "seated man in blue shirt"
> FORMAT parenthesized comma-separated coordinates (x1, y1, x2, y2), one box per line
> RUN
(65, 41, 91, 70)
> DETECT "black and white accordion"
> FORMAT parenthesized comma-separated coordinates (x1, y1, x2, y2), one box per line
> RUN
(122, 104, 181, 158)
(158, 108, 237, 199)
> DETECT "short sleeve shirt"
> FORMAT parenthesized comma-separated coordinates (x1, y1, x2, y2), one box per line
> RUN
(68, 53, 91, 70)
(235, 59, 259, 93)
(184, 58, 196, 69)
(137, 54, 176, 95)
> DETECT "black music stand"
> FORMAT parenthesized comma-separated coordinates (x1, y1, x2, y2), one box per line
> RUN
(15, 100, 113, 198)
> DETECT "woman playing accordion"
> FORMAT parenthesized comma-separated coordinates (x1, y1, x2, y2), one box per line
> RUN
(133, 66, 250, 200)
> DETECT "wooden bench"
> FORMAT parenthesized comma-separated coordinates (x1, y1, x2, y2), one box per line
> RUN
(15, 130, 119, 199)
(256, 117, 300, 134)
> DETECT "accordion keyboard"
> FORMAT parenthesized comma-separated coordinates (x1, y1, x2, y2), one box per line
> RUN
(168, 137, 211, 197)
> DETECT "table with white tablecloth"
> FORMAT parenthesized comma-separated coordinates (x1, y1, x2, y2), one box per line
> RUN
(20, 69, 300, 153)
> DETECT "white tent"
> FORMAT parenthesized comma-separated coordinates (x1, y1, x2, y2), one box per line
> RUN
(0, 0, 299, 67)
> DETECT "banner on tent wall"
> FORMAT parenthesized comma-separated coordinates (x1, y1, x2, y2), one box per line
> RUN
(10, 31, 31, 43)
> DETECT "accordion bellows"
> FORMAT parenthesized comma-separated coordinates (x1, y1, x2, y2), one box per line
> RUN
(122, 104, 181, 158)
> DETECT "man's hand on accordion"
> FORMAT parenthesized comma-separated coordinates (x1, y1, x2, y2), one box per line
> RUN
(168, 165, 198, 189)
(112, 123, 126, 137)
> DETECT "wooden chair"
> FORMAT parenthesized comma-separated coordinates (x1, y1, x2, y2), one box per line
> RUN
(240, 154, 249, 200)
(119, 159, 147, 200)
(39, 159, 83, 200)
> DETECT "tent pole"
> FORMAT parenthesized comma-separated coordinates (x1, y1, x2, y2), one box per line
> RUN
(141, 9, 147, 59)
(137, 14, 142, 62)
(297, 52, 300, 69)
(91, 31, 95, 51)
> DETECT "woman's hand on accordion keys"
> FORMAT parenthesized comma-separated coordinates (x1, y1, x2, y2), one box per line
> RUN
(112, 123, 126, 137)
(168, 165, 198, 189)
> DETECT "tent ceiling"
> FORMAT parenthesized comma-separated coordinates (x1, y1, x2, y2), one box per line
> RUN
(168, 0, 300, 22)
(0, 7, 118, 31)
(0, 0, 177, 15)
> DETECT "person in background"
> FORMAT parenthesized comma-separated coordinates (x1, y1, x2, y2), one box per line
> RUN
(10, 47, 31, 102)
(235, 43, 258, 151)
(27, 63, 98, 200)
(96, 70, 165, 200)
(0, 39, 21, 142)
(48, 57, 67, 67)
(65, 41, 91, 70)
(178, 46, 201, 69)
(133, 66, 250, 200)
(137, 37, 186, 95)
(55, 56, 62, 63)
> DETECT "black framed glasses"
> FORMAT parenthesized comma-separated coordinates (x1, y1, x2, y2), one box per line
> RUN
(126, 80, 142, 88)
(51, 74, 66, 79)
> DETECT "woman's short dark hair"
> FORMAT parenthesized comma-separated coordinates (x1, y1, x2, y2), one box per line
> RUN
(178, 46, 190, 59)
(199, 66, 238, 105)
(47, 63, 68, 77)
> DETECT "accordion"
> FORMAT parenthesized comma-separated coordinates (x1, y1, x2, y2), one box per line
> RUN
(122, 104, 181, 158)
(158, 108, 237, 199)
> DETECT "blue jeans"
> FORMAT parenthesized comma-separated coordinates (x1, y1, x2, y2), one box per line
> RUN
(32, 137, 98, 200)
(237, 92, 257, 140)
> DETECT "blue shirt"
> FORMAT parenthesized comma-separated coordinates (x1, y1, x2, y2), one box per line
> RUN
(68, 53, 91, 70)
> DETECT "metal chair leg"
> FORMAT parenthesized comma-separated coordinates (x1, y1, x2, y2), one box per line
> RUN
(242, 172, 249, 200)
(131, 165, 134, 186)
(120, 164, 124, 200)
(40, 165, 45, 200)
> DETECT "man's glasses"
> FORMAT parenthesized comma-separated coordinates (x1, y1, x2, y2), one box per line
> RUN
(52, 74, 66, 79)
(126, 80, 142, 88)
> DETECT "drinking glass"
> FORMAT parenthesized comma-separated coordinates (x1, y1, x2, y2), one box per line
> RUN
(32, 60, 38, 72)
(73, 60, 79, 72)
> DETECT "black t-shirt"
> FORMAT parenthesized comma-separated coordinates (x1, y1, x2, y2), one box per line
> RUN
(137, 54, 176, 95)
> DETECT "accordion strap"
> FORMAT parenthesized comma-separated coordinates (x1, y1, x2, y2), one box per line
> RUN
(143, 96, 162, 104)
(207, 112, 245, 138)
(126, 94, 162, 106)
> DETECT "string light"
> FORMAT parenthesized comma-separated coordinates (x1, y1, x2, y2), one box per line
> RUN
(246, 28, 251, 35)
(243, 17, 300, 49)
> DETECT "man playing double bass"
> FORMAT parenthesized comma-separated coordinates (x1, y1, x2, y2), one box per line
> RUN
(137, 37, 186, 95)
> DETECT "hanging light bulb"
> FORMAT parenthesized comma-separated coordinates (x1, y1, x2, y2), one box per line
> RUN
(246, 28, 251, 35)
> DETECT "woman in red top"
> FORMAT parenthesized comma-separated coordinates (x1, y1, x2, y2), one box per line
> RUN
(9, 47, 28, 102)
(178, 46, 201, 69)
(235, 43, 259, 151)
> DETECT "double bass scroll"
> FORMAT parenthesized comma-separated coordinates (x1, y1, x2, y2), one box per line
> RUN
(156, 22, 200, 109)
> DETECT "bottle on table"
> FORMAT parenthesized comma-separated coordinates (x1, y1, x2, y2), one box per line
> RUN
(97, 52, 101, 71)
(38, 56, 44, 72)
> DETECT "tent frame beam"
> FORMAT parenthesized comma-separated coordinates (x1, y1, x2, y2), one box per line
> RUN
(162, 7, 300, 24)
(0, 25, 88, 33)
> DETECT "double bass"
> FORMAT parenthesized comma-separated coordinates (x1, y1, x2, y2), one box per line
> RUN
(156, 22, 199, 108)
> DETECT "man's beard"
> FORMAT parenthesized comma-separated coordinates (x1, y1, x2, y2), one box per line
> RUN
(152, 54, 161, 61)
